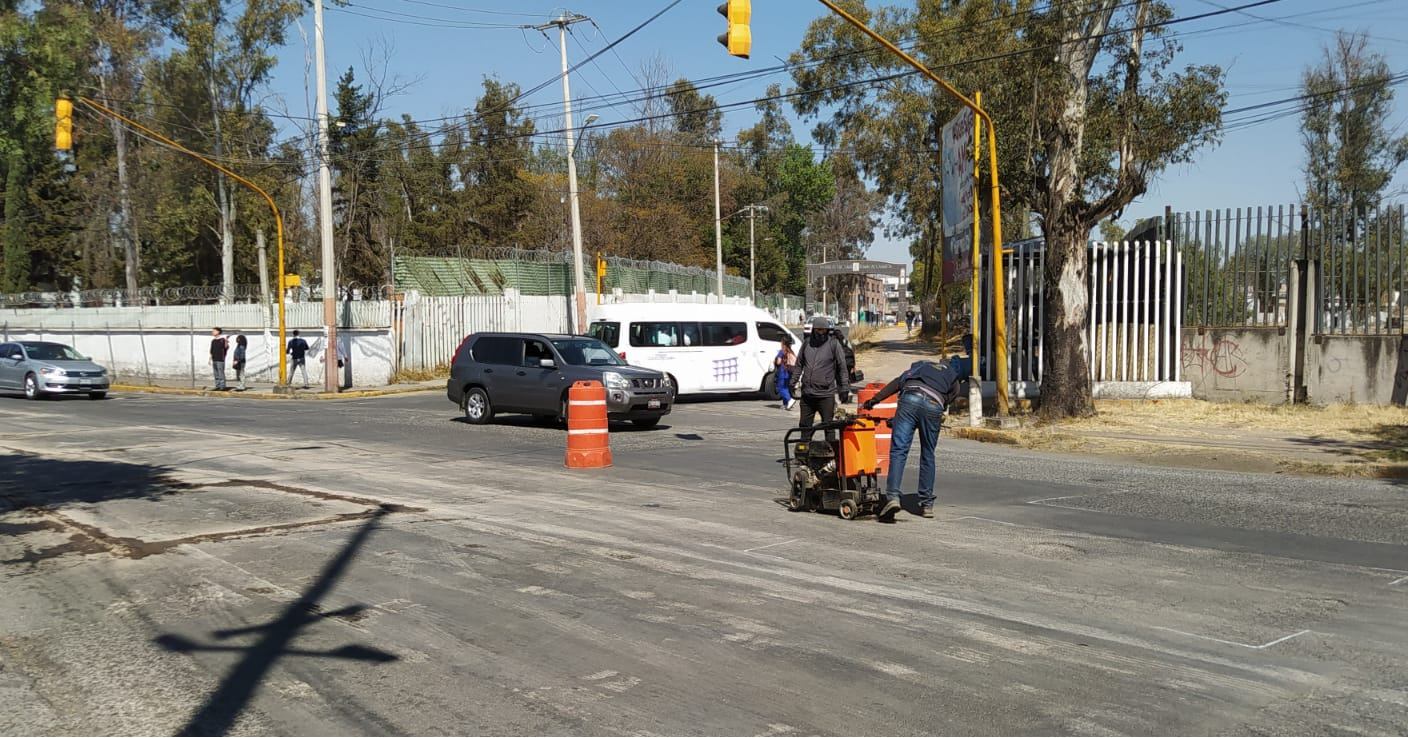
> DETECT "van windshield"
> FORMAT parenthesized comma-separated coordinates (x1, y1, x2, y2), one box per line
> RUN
(552, 338, 624, 366)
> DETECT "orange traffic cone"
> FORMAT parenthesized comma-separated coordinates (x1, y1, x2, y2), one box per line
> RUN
(565, 380, 612, 468)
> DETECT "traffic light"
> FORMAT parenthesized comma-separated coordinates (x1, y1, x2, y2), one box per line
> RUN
(717, 0, 751, 59)
(55, 97, 73, 151)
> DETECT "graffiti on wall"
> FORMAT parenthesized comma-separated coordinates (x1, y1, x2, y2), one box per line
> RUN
(1182, 335, 1248, 379)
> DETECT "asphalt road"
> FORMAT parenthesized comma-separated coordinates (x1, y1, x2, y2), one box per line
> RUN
(1, 389, 1405, 735)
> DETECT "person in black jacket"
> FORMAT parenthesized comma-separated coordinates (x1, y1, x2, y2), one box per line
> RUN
(793, 316, 850, 444)
(862, 358, 967, 521)
(209, 327, 229, 391)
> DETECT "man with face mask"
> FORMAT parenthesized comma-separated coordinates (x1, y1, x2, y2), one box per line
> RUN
(793, 316, 851, 445)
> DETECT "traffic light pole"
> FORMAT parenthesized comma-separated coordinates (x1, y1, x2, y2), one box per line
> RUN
(813, 0, 1009, 417)
(68, 96, 290, 387)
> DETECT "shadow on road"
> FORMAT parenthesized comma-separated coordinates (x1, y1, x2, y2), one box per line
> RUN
(156, 506, 398, 736)
(0, 452, 176, 514)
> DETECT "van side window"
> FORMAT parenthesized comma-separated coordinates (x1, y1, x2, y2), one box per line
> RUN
(755, 323, 789, 343)
(472, 336, 521, 365)
(701, 322, 748, 346)
(589, 321, 620, 347)
(680, 322, 701, 346)
(630, 322, 680, 347)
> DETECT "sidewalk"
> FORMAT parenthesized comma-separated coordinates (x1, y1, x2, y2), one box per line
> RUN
(110, 377, 444, 400)
(852, 328, 1408, 479)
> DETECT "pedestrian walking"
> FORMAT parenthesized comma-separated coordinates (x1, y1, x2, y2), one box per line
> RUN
(792, 316, 850, 446)
(904, 308, 915, 332)
(287, 330, 310, 387)
(232, 334, 248, 391)
(861, 358, 967, 522)
(209, 327, 229, 391)
(774, 335, 797, 411)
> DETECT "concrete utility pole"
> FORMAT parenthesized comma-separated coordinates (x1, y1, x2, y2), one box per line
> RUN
(313, 0, 338, 392)
(537, 12, 593, 332)
(713, 139, 724, 301)
(739, 204, 768, 304)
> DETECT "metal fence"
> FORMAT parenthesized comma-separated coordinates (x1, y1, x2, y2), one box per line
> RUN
(1169, 203, 1405, 334)
(976, 239, 1184, 387)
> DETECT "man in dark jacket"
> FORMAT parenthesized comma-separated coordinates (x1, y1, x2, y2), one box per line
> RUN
(793, 316, 850, 444)
(209, 327, 229, 391)
(862, 358, 967, 521)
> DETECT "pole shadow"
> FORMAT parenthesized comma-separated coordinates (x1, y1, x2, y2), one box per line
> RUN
(155, 505, 398, 736)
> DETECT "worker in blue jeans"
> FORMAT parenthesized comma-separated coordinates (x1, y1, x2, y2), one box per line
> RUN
(862, 358, 968, 522)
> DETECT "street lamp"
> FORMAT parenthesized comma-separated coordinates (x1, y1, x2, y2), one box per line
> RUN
(570, 114, 599, 157)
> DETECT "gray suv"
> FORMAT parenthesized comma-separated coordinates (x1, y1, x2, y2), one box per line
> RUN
(447, 333, 674, 428)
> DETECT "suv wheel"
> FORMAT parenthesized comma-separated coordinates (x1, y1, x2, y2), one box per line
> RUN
(461, 387, 493, 424)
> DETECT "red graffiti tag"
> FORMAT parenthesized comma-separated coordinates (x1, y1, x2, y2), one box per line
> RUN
(1182, 339, 1248, 378)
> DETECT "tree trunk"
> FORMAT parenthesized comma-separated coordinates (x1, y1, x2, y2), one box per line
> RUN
(112, 115, 140, 294)
(1039, 219, 1094, 419)
(208, 62, 235, 303)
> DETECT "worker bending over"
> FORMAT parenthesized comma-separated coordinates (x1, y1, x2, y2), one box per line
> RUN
(862, 358, 967, 522)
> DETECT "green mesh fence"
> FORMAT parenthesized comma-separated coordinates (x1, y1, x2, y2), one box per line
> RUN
(395, 251, 754, 298)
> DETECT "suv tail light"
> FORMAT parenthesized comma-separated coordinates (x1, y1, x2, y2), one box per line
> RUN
(452, 334, 474, 365)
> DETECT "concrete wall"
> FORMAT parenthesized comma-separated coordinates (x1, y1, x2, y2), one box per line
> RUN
(1181, 327, 1288, 404)
(1304, 335, 1402, 405)
(0, 325, 394, 387)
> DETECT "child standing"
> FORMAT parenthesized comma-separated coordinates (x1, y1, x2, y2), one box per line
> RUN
(775, 335, 797, 410)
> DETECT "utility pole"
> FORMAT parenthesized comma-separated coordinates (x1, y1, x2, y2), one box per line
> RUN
(537, 12, 592, 332)
(713, 139, 724, 302)
(738, 204, 768, 304)
(313, 0, 337, 392)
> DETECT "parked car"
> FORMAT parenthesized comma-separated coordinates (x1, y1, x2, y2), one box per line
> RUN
(446, 333, 674, 427)
(587, 303, 801, 400)
(0, 341, 110, 400)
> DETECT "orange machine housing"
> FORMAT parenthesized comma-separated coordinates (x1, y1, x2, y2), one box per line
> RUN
(840, 418, 879, 476)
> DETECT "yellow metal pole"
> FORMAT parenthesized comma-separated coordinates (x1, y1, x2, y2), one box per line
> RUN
(76, 96, 288, 386)
(813, 0, 1009, 415)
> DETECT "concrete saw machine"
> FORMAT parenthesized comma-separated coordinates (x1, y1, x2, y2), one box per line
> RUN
(783, 413, 882, 520)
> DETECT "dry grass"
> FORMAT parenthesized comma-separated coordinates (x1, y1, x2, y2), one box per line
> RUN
(389, 363, 448, 384)
(1061, 399, 1408, 439)
(847, 324, 879, 347)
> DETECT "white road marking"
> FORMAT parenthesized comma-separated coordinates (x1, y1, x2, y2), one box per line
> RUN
(953, 515, 1020, 527)
(1389, 574, 1408, 587)
(1152, 626, 1312, 650)
(743, 538, 799, 554)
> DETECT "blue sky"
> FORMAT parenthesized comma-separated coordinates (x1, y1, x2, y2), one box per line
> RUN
(266, 0, 1408, 265)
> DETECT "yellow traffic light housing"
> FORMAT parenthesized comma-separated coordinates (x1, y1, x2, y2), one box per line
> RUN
(55, 97, 73, 151)
(717, 0, 751, 59)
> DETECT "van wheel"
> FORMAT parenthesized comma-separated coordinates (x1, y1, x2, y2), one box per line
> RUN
(461, 387, 493, 424)
(761, 371, 780, 401)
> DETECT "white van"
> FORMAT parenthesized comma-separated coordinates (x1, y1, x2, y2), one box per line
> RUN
(587, 303, 800, 397)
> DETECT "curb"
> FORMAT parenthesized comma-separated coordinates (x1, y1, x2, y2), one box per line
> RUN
(109, 383, 440, 401)
(948, 426, 1023, 445)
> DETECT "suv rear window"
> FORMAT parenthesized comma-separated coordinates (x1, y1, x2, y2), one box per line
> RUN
(471, 336, 522, 365)
(589, 321, 620, 347)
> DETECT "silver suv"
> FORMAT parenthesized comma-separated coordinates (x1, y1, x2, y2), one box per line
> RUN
(446, 333, 674, 428)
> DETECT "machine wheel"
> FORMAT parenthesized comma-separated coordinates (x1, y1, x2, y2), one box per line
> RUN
(787, 485, 808, 512)
(461, 387, 493, 424)
(837, 499, 859, 520)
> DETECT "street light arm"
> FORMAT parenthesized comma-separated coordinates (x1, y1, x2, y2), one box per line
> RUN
(75, 95, 289, 386)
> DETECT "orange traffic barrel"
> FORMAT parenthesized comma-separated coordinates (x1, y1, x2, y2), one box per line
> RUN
(565, 380, 612, 468)
(858, 381, 897, 421)
(874, 418, 892, 475)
